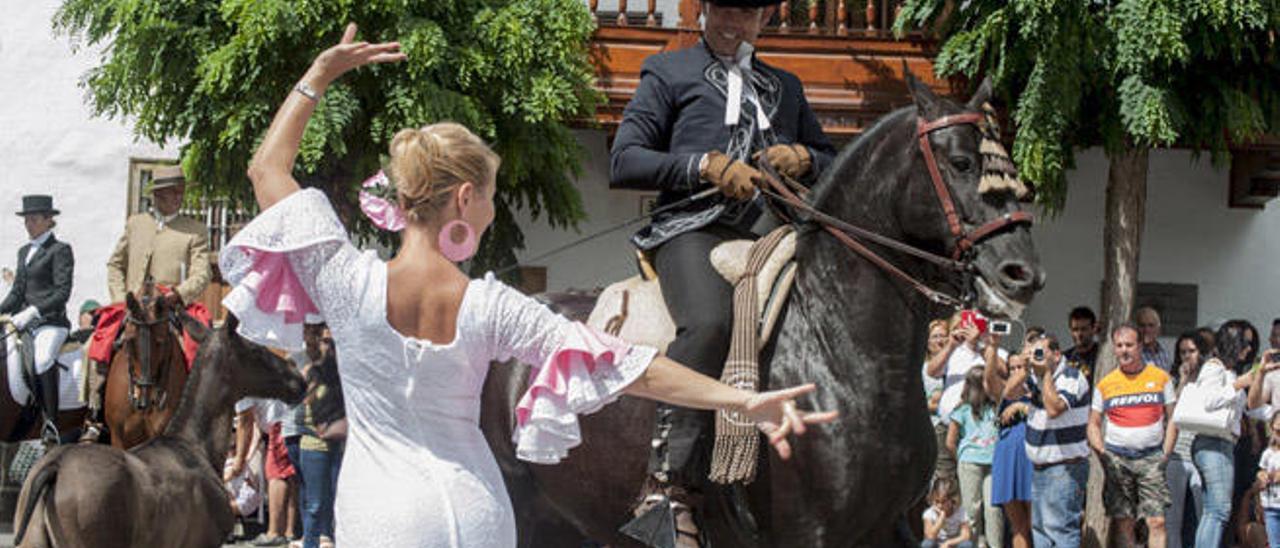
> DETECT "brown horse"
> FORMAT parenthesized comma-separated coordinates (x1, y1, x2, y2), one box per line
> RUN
(0, 332, 86, 443)
(103, 292, 191, 449)
(12, 313, 308, 548)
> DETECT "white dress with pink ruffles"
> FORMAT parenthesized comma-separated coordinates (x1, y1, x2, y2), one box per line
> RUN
(219, 189, 657, 548)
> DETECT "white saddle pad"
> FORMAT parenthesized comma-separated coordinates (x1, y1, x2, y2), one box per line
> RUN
(5, 345, 88, 410)
(587, 233, 799, 354)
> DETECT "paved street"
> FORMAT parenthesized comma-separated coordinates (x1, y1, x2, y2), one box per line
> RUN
(0, 524, 270, 547)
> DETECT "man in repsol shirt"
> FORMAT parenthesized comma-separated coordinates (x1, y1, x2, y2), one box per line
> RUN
(1088, 322, 1176, 548)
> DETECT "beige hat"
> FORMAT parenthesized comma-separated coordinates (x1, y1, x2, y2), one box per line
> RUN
(145, 165, 187, 194)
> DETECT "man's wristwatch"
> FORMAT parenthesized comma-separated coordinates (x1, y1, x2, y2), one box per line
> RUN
(294, 81, 320, 101)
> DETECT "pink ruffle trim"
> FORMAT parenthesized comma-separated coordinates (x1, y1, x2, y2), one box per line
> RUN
(515, 324, 632, 427)
(512, 323, 655, 464)
(358, 171, 406, 232)
(244, 249, 320, 324)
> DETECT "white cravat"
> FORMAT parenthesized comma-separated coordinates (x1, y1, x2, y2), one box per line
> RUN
(721, 42, 771, 132)
(24, 231, 52, 265)
(154, 210, 179, 231)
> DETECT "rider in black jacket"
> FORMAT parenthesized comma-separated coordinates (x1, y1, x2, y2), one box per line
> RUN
(609, 2, 835, 544)
(2, 195, 75, 445)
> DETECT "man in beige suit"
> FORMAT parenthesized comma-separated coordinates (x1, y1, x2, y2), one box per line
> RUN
(106, 165, 212, 305)
(83, 165, 211, 440)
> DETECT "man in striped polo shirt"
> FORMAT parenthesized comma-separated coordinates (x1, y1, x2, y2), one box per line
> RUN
(1024, 334, 1090, 548)
(1088, 323, 1177, 548)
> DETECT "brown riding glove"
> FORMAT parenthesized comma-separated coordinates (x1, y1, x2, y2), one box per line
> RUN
(701, 151, 762, 200)
(753, 143, 812, 179)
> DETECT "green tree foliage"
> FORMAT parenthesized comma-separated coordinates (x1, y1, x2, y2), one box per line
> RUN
(55, 0, 602, 271)
(895, 0, 1280, 211)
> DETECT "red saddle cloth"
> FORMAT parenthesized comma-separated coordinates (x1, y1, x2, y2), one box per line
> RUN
(87, 288, 211, 372)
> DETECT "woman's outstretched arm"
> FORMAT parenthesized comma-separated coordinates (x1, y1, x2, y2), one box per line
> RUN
(246, 23, 404, 210)
(624, 355, 838, 460)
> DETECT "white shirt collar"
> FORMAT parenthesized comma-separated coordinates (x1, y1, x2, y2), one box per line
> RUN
(716, 41, 754, 70)
(28, 230, 53, 248)
(154, 210, 179, 226)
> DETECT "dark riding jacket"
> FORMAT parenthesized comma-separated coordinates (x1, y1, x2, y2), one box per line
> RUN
(610, 40, 836, 249)
(0, 233, 74, 330)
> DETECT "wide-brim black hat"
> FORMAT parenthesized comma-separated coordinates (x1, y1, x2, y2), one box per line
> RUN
(16, 195, 59, 216)
(705, 0, 781, 6)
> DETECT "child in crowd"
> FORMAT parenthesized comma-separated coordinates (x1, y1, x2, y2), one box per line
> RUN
(947, 366, 1003, 548)
(922, 478, 973, 548)
(1257, 411, 1280, 547)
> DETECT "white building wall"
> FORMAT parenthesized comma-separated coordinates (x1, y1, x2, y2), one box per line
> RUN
(1025, 148, 1280, 340)
(1, 1, 176, 318)
(519, 133, 1280, 342)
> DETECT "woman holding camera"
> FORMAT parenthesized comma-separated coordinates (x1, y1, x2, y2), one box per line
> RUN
(986, 349, 1034, 548)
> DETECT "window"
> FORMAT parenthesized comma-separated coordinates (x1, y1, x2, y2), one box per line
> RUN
(127, 159, 255, 255)
(1134, 282, 1199, 336)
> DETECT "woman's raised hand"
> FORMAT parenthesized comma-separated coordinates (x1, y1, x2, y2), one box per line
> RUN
(741, 384, 838, 460)
(310, 23, 407, 85)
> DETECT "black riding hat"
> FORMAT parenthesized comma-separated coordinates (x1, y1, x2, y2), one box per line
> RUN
(15, 195, 59, 217)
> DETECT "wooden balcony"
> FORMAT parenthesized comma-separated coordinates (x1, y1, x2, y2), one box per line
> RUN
(586, 0, 959, 142)
(584, 1, 1280, 206)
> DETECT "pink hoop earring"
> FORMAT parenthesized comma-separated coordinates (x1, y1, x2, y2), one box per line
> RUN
(439, 220, 478, 263)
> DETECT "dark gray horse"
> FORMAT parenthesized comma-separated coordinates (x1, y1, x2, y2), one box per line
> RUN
(13, 314, 307, 548)
(480, 74, 1044, 546)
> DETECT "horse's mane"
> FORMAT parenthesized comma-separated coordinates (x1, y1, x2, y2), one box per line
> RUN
(807, 106, 915, 207)
(160, 333, 212, 438)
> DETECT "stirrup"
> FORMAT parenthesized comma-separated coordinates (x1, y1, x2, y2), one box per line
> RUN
(79, 422, 104, 444)
(621, 494, 678, 548)
(621, 492, 703, 548)
(40, 421, 60, 447)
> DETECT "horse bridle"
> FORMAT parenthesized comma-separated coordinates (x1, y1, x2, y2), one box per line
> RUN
(757, 111, 1034, 309)
(915, 113, 1035, 260)
(122, 308, 182, 410)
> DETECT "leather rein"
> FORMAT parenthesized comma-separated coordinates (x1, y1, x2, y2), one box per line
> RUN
(757, 111, 1034, 310)
(122, 308, 182, 410)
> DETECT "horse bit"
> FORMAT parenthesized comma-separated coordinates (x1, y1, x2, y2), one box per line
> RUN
(757, 110, 1034, 309)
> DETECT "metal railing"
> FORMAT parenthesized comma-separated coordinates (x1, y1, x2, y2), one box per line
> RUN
(589, 0, 907, 36)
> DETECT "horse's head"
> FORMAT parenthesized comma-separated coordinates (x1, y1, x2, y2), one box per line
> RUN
(202, 314, 307, 405)
(120, 292, 190, 410)
(894, 72, 1044, 318)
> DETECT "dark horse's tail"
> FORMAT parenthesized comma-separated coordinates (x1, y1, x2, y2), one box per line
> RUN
(13, 457, 59, 546)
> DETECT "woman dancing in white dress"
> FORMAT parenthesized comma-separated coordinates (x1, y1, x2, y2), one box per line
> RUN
(221, 24, 836, 548)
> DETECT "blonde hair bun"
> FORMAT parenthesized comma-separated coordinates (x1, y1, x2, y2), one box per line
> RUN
(388, 122, 500, 222)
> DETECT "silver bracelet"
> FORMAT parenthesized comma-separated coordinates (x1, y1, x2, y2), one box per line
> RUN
(294, 82, 320, 101)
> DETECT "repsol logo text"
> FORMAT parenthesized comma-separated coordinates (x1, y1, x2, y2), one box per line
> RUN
(1107, 393, 1163, 407)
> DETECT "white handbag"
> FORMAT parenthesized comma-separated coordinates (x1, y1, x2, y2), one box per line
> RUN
(1172, 367, 1239, 438)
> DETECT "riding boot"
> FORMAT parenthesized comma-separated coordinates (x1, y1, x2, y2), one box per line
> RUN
(79, 360, 107, 443)
(37, 365, 60, 446)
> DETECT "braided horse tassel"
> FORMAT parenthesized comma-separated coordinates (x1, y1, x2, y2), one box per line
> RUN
(709, 226, 794, 484)
(977, 102, 1029, 199)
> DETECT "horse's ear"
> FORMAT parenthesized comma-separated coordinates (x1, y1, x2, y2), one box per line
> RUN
(125, 292, 147, 320)
(903, 61, 943, 120)
(222, 313, 239, 335)
(179, 312, 210, 343)
(967, 76, 994, 110)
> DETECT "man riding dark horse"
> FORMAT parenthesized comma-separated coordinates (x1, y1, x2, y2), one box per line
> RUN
(2, 195, 75, 446)
(609, 1, 835, 544)
(82, 165, 212, 442)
